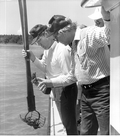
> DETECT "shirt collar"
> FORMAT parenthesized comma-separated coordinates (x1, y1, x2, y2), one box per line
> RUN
(74, 26, 81, 41)
(66, 45, 71, 52)
(50, 41, 57, 50)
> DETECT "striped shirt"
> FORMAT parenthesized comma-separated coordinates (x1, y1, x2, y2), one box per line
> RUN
(74, 21, 110, 85)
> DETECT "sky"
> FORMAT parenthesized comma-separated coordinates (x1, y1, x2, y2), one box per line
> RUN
(0, 0, 95, 35)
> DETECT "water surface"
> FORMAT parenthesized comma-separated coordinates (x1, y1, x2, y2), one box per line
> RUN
(0, 44, 49, 135)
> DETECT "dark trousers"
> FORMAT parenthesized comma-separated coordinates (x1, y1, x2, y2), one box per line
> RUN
(60, 83, 78, 135)
(80, 78, 110, 135)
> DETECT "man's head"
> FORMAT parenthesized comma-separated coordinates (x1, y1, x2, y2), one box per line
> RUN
(48, 15, 65, 25)
(47, 15, 76, 45)
(88, 7, 104, 27)
(29, 24, 55, 50)
(29, 24, 47, 45)
(36, 32, 55, 50)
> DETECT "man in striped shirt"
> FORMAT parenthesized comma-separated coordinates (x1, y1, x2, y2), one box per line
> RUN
(47, 6, 110, 135)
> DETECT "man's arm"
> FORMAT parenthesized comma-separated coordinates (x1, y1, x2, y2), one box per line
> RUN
(50, 46, 77, 87)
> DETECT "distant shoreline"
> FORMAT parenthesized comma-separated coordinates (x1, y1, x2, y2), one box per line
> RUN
(0, 43, 39, 47)
(0, 43, 44, 59)
(0, 43, 23, 46)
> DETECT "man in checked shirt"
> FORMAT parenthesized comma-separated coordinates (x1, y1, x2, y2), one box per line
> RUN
(47, 6, 110, 135)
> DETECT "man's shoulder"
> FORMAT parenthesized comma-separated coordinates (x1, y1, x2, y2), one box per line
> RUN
(56, 42, 71, 55)
(81, 25, 99, 37)
(57, 42, 68, 49)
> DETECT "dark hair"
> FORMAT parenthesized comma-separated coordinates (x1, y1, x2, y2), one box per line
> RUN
(48, 15, 65, 25)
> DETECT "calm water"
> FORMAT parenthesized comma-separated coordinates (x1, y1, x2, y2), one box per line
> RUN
(0, 44, 50, 135)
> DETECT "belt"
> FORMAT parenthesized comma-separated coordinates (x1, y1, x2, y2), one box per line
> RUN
(81, 76, 110, 90)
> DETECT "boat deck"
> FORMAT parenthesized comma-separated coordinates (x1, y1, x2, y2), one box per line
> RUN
(50, 97, 67, 135)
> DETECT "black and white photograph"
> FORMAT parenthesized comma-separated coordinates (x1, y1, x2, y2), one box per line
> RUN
(0, 0, 120, 135)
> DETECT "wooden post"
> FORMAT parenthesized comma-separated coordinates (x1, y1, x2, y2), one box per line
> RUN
(102, 0, 120, 135)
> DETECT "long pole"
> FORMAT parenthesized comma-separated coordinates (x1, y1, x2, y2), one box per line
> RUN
(18, 0, 35, 112)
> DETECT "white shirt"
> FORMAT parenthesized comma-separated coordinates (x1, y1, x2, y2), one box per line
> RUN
(34, 41, 76, 87)
(74, 21, 110, 85)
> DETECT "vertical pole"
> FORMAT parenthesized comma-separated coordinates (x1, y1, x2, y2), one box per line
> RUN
(18, 0, 36, 112)
(102, 0, 120, 134)
(110, 3, 120, 135)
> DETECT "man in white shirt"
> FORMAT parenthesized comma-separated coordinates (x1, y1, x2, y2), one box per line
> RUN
(47, 6, 110, 135)
(22, 23, 78, 135)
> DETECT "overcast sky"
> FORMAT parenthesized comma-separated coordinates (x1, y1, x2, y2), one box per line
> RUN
(0, 0, 95, 35)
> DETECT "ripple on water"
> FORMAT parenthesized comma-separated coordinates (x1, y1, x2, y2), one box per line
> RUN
(0, 44, 49, 135)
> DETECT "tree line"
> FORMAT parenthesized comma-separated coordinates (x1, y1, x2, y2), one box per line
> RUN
(0, 35, 32, 44)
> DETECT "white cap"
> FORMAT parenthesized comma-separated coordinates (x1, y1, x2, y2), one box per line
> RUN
(88, 7, 102, 20)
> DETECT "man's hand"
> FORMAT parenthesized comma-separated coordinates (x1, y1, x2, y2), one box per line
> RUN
(101, 6, 110, 21)
(22, 49, 36, 62)
(37, 78, 53, 88)
(37, 78, 53, 93)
